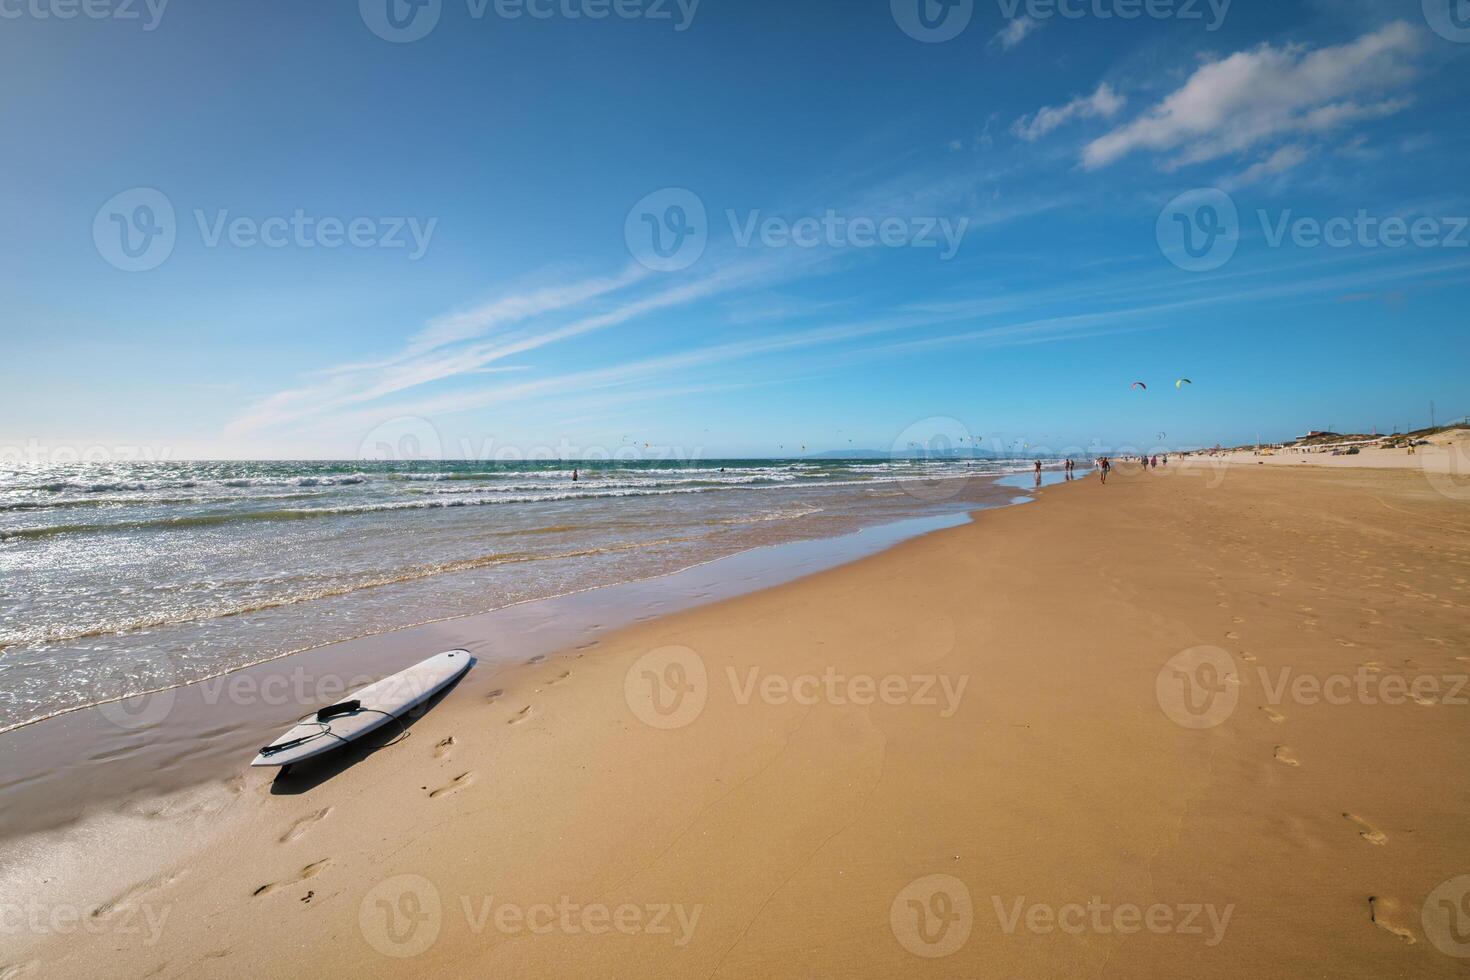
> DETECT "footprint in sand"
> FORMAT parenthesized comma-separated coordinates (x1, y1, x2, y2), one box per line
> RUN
(1368, 896, 1417, 944)
(1259, 706, 1286, 723)
(1241, 652, 1259, 662)
(1361, 661, 1383, 673)
(526, 655, 546, 665)
(1343, 813, 1387, 845)
(1225, 631, 1240, 640)
(429, 773, 473, 799)
(1336, 638, 1358, 648)
(433, 736, 456, 759)
(279, 808, 331, 844)
(0, 962, 39, 979)
(485, 689, 505, 704)
(507, 705, 533, 725)
(1273, 745, 1300, 767)
(253, 860, 329, 898)
(547, 670, 571, 686)
(92, 870, 185, 920)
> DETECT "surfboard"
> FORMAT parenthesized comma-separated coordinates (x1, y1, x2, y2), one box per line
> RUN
(251, 649, 473, 768)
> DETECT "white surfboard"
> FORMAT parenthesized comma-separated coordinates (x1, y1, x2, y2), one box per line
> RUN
(251, 650, 473, 768)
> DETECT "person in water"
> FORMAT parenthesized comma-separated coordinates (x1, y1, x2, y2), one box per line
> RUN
(572, 468, 578, 482)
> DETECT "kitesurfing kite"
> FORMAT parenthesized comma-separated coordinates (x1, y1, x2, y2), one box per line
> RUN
(1131, 381, 1148, 391)
(1175, 378, 1192, 389)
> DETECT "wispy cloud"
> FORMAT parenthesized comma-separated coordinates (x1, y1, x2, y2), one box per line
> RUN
(991, 16, 1042, 51)
(1221, 144, 1312, 188)
(227, 258, 788, 435)
(1013, 84, 1126, 142)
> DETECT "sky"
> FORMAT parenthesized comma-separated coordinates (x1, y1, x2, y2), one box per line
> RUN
(2, 0, 1467, 460)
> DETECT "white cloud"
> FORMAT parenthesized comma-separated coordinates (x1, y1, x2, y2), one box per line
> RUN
(1224, 144, 1311, 187)
(992, 16, 1041, 51)
(1012, 84, 1126, 142)
(1083, 21, 1421, 170)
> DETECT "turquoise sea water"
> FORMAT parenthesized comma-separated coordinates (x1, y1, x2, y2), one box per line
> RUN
(0, 457, 1047, 731)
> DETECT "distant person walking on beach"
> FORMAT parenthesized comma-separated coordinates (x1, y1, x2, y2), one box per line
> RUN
(1034, 460, 1043, 486)
(1099, 456, 1111, 485)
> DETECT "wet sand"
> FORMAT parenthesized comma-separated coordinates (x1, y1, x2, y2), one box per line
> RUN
(5, 463, 1469, 978)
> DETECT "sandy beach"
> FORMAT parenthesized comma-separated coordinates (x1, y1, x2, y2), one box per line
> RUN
(5, 461, 1469, 978)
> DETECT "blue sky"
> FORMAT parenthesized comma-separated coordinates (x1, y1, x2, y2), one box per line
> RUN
(2, 0, 1467, 459)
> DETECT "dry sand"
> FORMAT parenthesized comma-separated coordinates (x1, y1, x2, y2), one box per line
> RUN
(7, 463, 1470, 978)
(1209, 426, 1470, 474)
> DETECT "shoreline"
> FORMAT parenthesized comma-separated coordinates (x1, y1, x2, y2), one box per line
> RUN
(0, 472, 1059, 840)
(6, 463, 1468, 978)
(0, 463, 1055, 739)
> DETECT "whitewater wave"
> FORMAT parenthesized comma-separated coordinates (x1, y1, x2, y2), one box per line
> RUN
(0, 536, 702, 649)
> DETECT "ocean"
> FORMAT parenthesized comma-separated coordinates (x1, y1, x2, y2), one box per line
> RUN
(0, 457, 1045, 732)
